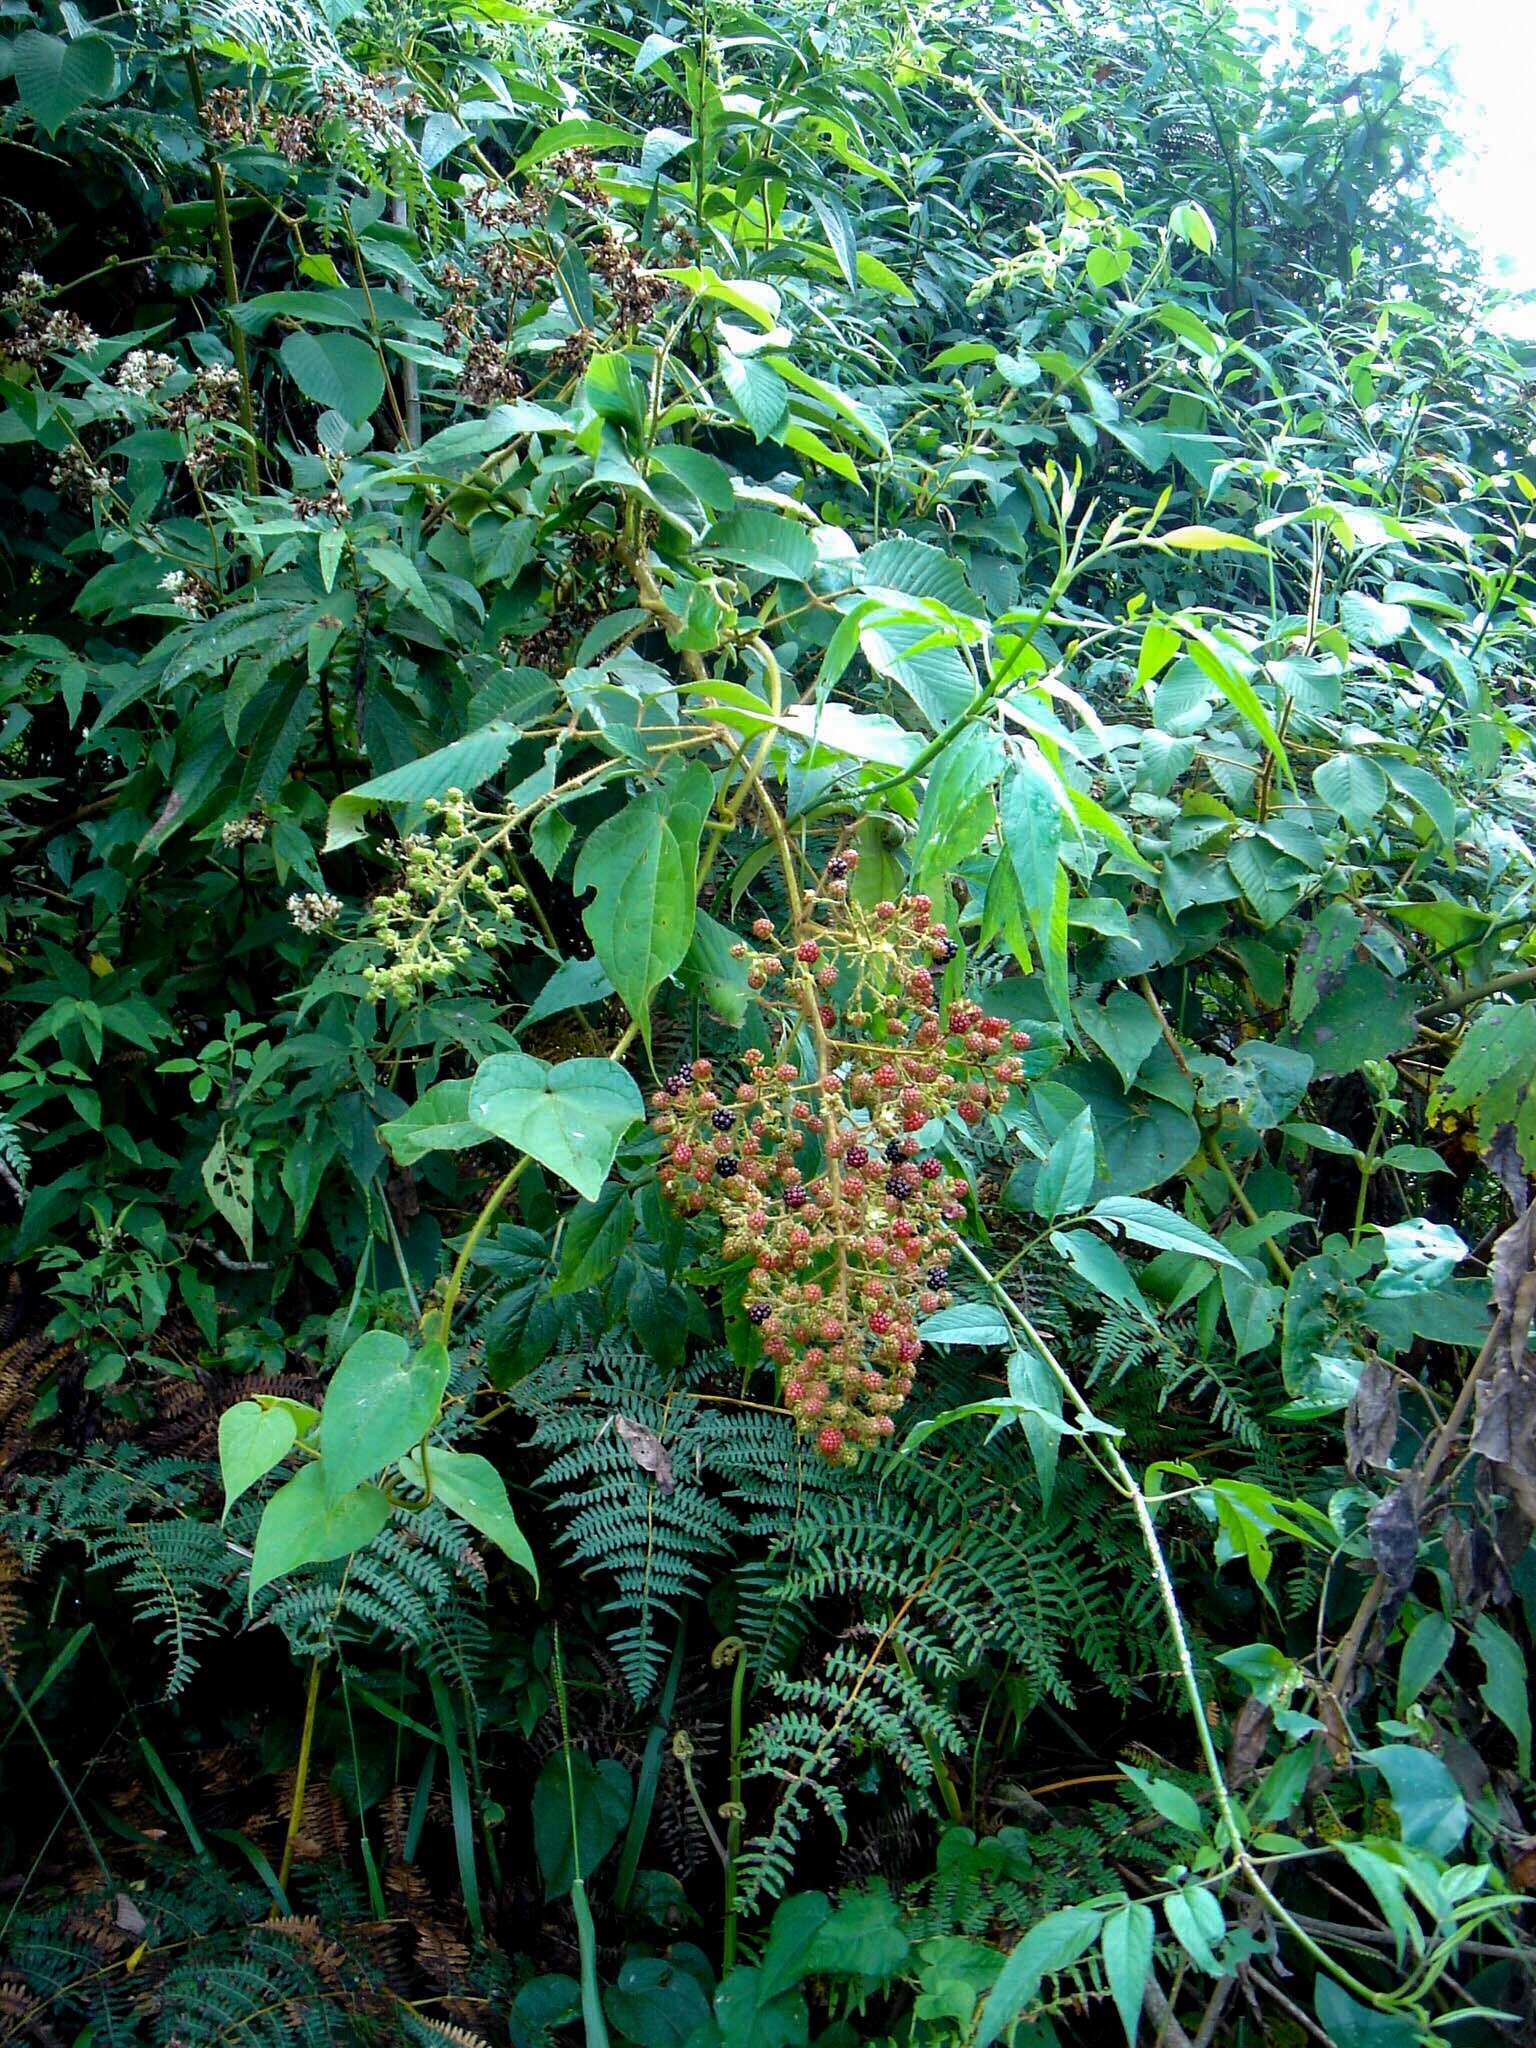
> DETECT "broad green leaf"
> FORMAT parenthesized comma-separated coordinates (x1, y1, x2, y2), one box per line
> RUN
(532, 1750, 632, 1898)
(324, 723, 521, 850)
(1101, 1901, 1154, 2046)
(1340, 589, 1412, 647)
(1396, 1611, 1454, 1719)
(572, 790, 702, 1042)
(1361, 1743, 1468, 1857)
(1090, 1196, 1248, 1270)
(1314, 1981, 1420, 2047)
(378, 1081, 489, 1167)
(1120, 1761, 1202, 1834)
(1032, 1107, 1097, 1219)
(218, 1400, 296, 1522)
(1163, 1884, 1224, 1975)
(469, 1053, 645, 1202)
(249, 1462, 390, 1601)
(1006, 1345, 1064, 1505)
(319, 1333, 450, 1499)
(13, 31, 114, 135)
(1000, 754, 1064, 924)
(1314, 753, 1388, 829)
(704, 508, 816, 582)
(401, 1446, 538, 1588)
(1369, 1218, 1467, 1298)
(976, 1906, 1103, 2046)
(916, 1302, 1013, 1347)
(1472, 1612, 1531, 1775)
(279, 331, 385, 424)
(583, 351, 647, 435)
(1432, 1003, 1536, 1173)
(1076, 989, 1161, 1091)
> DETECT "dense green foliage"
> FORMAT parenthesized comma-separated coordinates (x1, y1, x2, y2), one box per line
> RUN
(1, 0, 1535, 2042)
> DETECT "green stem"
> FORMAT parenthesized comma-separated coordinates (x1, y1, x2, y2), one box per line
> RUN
(1349, 1108, 1387, 1248)
(276, 1656, 323, 1895)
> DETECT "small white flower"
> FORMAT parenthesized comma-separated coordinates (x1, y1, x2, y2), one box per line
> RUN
(287, 891, 343, 933)
(115, 348, 177, 396)
(220, 815, 268, 847)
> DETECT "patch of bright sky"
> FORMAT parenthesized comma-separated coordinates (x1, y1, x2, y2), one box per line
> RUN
(1263, 0, 1536, 318)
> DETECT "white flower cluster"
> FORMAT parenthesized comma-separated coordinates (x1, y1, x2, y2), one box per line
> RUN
(288, 891, 343, 933)
(159, 570, 208, 618)
(115, 348, 177, 396)
(1, 270, 45, 309)
(220, 815, 268, 847)
(198, 362, 241, 401)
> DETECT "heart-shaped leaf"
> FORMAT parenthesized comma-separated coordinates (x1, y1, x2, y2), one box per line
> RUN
(249, 1462, 390, 1601)
(218, 1400, 296, 1522)
(400, 1446, 538, 1588)
(319, 1333, 450, 1499)
(469, 1053, 644, 1201)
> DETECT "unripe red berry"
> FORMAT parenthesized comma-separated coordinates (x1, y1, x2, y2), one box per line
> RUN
(958, 1100, 984, 1124)
(752, 917, 775, 940)
(783, 1379, 805, 1404)
(816, 1426, 844, 1457)
(1011, 1030, 1032, 1050)
(919, 1156, 943, 1180)
(875, 900, 897, 921)
(868, 1308, 895, 1336)
(903, 1109, 926, 1131)
(796, 940, 820, 963)
(845, 1144, 869, 1169)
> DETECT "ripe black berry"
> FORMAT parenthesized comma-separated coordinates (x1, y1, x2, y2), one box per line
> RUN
(886, 1172, 912, 1201)
(826, 856, 849, 880)
(931, 939, 959, 964)
(884, 1137, 905, 1164)
(714, 1156, 739, 1179)
(926, 1266, 949, 1289)
(711, 1108, 736, 1132)
(663, 1071, 688, 1097)
(747, 1303, 771, 1325)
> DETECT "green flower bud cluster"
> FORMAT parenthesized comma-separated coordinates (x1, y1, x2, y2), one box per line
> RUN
(362, 791, 527, 1003)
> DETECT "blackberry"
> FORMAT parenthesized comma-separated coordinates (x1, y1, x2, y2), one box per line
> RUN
(826, 855, 849, 880)
(931, 939, 959, 964)
(710, 1108, 736, 1132)
(663, 1071, 689, 1097)
(747, 1302, 771, 1325)
(845, 1144, 870, 1169)
(886, 1172, 913, 1201)
(783, 1185, 808, 1209)
(714, 1155, 739, 1178)
(926, 1266, 949, 1289)
(884, 1137, 906, 1164)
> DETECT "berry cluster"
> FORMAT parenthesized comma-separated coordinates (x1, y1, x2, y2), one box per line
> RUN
(651, 854, 1029, 1463)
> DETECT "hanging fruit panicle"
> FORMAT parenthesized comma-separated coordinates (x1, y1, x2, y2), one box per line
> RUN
(650, 851, 1029, 1463)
